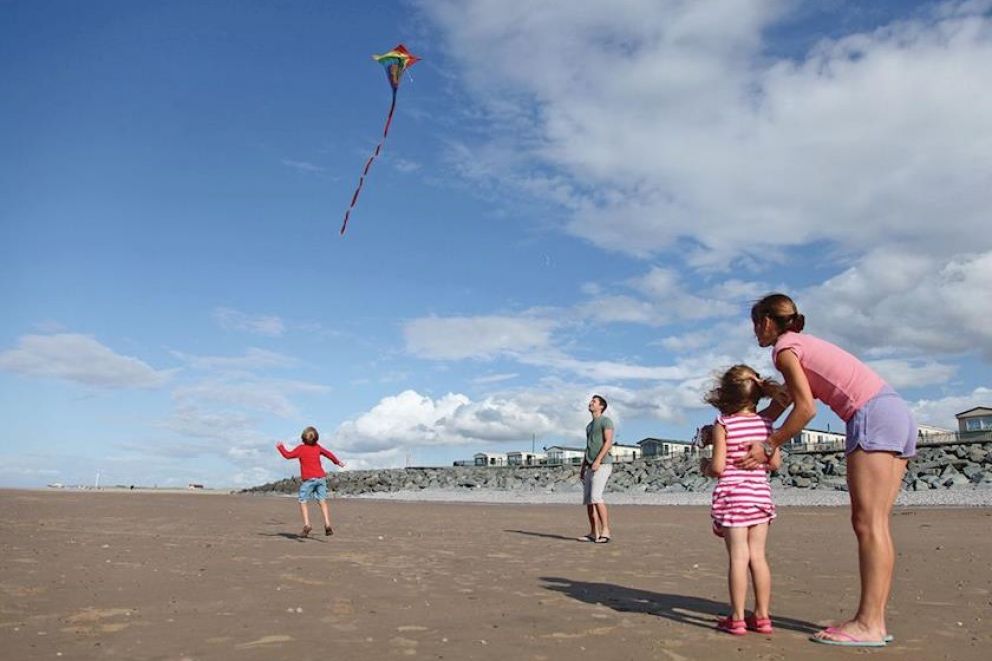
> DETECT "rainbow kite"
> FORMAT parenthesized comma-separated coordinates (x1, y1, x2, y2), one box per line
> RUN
(340, 44, 421, 236)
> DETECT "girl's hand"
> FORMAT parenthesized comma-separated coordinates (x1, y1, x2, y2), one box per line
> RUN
(737, 442, 770, 470)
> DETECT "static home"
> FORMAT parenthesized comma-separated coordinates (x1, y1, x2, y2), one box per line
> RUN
(637, 438, 693, 458)
(610, 443, 641, 462)
(956, 407, 992, 434)
(788, 428, 846, 450)
(545, 445, 585, 465)
(507, 451, 546, 466)
(474, 452, 507, 467)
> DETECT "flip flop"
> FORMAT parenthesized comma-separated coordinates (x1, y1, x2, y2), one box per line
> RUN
(576, 534, 597, 542)
(825, 626, 893, 644)
(595, 535, 611, 544)
(810, 627, 886, 647)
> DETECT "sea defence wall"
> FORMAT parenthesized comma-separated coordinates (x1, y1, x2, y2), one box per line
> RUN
(244, 441, 992, 496)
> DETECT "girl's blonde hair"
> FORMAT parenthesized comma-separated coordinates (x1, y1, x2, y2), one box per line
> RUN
(301, 426, 319, 446)
(704, 365, 763, 415)
(751, 293, 806, 334)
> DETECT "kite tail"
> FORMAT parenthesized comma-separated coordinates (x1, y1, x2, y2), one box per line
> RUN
(340, 88, 398, 236)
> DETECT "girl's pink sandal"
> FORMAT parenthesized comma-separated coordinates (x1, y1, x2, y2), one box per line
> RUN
(746, 614, 773, 634)
(716, 616, 747, 636)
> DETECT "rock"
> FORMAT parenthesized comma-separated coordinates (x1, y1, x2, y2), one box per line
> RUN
(820, 477, 848, 491)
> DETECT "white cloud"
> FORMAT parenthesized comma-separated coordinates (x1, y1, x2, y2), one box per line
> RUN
(800, 249, 992, 358)
(866, 359, 957, 390)
(405, 315, 556, 359)
(422, 1, 992, 264)
(472, 372, 519, 384)
(0, 333, 172, 388)
(171, 378, 330, 419)
(392, 157, 423, 173)
(333, 375, 738, 459)
(213, 307, 286, 337)
(282, 158, 325, 174)
(910, 386, 992, 429)
(335, 390, 472, 452)
(172, 348, 298, 372)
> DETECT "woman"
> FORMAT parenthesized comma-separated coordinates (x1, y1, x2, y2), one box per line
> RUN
(738, 293, 916, 647)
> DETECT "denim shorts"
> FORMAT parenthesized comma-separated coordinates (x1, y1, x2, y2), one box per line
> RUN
(845, 386, 917, 458)
(298, 477, 328, 502)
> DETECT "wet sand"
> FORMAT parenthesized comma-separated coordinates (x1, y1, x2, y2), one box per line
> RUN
(1, 489, 989, 660)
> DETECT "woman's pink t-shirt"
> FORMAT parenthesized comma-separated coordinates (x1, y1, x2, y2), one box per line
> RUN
(772, 332, 886, 422)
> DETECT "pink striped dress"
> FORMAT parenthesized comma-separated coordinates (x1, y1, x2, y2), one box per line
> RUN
(711, 413, 776, 532)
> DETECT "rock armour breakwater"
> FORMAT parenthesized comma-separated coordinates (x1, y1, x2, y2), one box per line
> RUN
(244, 441, 992, 497)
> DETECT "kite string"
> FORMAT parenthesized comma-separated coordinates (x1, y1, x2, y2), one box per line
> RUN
(340, 87, 398, 235)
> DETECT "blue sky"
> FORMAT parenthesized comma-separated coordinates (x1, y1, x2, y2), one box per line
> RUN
(2, 0, 990, 488)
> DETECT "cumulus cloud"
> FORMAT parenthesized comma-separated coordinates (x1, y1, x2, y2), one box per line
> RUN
(866, 359, 957, 390)
(910, 386, 992, 429)
(333, 374, 741, 459)
(420, 0, 992, 263)
(405, 315, 556, 359)
(0, 333, 172, 388)
(800, 249, 992, 358)
(213, 307, 286, 337)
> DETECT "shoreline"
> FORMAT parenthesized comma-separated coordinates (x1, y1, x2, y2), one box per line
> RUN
(338, 486, 992, 507)
(11, 485, 992, 507)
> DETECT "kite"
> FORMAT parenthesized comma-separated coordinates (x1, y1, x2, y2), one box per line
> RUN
(340, 44, 421, 236)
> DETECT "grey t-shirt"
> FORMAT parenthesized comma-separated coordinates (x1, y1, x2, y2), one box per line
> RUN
(585, 416, 615, 464)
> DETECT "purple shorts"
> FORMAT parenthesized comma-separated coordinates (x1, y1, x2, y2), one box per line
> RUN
(845, 386, 917, 458)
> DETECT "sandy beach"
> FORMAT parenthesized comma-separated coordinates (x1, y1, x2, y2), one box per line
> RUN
(1, 489, 989, 660)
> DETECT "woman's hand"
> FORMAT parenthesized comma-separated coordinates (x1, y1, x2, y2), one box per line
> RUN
(737, 442, 770, 470)
(590, 460, 601, 472)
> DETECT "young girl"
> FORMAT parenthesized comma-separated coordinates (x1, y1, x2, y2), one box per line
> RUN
(276, 426, 346, 537)
(740, 293, 916, 647)
(705, 364, 783, 636)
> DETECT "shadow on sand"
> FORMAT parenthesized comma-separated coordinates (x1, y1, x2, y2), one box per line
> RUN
(540, 576, 819, 634)
(504, 529, 589, 542)
(257, 532, 326, 543)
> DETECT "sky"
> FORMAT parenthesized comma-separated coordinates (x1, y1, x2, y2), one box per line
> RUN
(1, 0, 990, 489)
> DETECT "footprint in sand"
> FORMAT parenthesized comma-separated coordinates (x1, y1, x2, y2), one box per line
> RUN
(236, 634, 293, 648)
(61, 608, 133, 635)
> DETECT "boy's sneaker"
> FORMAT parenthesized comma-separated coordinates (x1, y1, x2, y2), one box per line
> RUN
(301, 525, 312, 538)
(325, 526, 334, 536)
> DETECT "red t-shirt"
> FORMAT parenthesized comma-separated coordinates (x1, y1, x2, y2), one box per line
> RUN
(277, 443, 342, 480)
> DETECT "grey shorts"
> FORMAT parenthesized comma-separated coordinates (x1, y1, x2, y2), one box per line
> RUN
(582, 464, 613, 505)
(845, 386, 917, 458)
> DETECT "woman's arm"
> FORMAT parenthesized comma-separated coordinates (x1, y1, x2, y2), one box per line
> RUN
(739, 349, 815, 469)
(757, 379, 793, 421)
